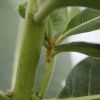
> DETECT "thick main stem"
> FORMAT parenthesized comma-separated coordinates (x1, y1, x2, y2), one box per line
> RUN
(13, 0, 45, 100)
(34, 0, 57, 23)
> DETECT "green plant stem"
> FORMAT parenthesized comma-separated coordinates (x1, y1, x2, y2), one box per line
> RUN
(12, 0, 45, 100)
(34, 0, 100, 23)
(38, 56, 56, 99)
(34, 0, 57, 23)
(0, 91, 10, 100)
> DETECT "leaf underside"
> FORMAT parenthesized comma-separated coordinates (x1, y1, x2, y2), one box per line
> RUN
(45, 7, 68, 39)
(58, 57, 100, 98)
(54, 42, 100, 58)
(57, 8, 100, 43)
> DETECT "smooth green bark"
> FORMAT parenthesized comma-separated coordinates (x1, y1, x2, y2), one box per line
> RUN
(12, 0, 45, 100)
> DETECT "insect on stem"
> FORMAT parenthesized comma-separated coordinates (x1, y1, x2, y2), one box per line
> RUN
(45, 36, 57, 63)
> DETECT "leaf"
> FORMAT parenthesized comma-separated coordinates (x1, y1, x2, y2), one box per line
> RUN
(68, 7, 82, 21)
(66, 8, 100, 35)
(46, 7, 68, 37)
(54, 42, 100, 58)
(57, 8, 100, 43)
(58, 57, 100, 98)
(17, 2, 27, 18)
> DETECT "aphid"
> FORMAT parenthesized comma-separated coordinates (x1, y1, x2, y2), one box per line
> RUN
(44, 31, 62, 63)
(45, 36, 56, 63)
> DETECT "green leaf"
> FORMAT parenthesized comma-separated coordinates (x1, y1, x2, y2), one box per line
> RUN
(68, 7, 82, 21)
(46, 7, 68, 37)
(66, 8, 100, 35)
(54, 42, 100, 58)
(17, 2, 27, 18)
(58, 57, 100, 98)
(57, 8, 100, 43)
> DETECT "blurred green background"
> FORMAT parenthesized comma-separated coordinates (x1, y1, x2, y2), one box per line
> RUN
(0, 0, 19, 90)
(0, 0, 72, 98)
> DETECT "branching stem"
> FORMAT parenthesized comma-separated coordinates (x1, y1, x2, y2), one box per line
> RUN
(34, 0, 100, 23)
